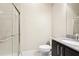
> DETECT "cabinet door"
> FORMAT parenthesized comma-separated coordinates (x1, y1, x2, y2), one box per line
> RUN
(52, 40, 57, 56)
(52, 40, 60, 56)
(65, 46, 79, 56)
(60, 44, 65, 56)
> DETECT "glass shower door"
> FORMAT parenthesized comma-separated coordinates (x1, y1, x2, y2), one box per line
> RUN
(12, 4, 19, 56)
(0, 3, 19, 56)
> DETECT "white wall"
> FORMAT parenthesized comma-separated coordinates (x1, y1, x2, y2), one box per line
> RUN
(51, 3, 66, 38)
(15, 3, 67, 51)
(0, 3, 68, 55)
(16, 4, 52, 51)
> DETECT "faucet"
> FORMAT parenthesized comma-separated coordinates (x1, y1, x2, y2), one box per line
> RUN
(75, 34, 79, 40)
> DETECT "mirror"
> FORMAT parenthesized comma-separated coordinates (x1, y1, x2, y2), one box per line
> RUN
(66, 3, 79, 36)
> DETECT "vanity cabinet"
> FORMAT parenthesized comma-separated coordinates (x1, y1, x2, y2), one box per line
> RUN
(52, 40, 65, 56)
(64, 46, 79, 56)
(52, 40, 79, 56)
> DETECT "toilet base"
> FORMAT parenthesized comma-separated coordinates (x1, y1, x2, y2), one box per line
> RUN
(39, 51, 50, 56)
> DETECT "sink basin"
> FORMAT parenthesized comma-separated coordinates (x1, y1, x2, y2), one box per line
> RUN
(62, 39, 79, 46)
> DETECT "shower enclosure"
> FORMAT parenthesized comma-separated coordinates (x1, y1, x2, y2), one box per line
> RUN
(0, 3, 20, 56)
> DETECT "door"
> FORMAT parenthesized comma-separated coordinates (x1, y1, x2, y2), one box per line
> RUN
(0, 3, 19, 56)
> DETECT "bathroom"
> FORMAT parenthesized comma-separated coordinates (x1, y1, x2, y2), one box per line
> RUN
(0, 3, 79, 56)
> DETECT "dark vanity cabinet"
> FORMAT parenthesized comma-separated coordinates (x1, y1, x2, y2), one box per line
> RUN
(52, 40, 79, 56)
(64, 46, 79, 56)
(52, 40, 65, 56)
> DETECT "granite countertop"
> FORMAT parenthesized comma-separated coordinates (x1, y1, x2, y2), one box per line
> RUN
(52, 37, 79, 52)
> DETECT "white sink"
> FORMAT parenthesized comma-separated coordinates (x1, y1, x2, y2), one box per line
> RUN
(62, 39, 79, 46)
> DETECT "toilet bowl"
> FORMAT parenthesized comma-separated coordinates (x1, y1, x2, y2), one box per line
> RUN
(39, 45, 51, 56)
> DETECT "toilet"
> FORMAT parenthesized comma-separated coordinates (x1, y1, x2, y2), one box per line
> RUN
(39, 45, 51, 56)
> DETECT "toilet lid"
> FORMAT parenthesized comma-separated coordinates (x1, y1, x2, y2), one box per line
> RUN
(39, 45, 51, 50)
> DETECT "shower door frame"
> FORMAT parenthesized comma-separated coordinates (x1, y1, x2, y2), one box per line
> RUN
(12, 3, 20, 56)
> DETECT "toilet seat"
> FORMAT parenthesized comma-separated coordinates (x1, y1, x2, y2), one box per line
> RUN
(39, 45, 51, 49)
(39, 45, 51, 52)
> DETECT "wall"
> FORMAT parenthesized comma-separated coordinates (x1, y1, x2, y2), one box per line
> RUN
(15, 4, 52, 51)
(15, 3, 67, 51)
(0, 3, 68, 55)
(51, 3, 66, 38)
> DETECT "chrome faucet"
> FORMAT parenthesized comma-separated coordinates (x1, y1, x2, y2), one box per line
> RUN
(75, 34, 79, 40)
